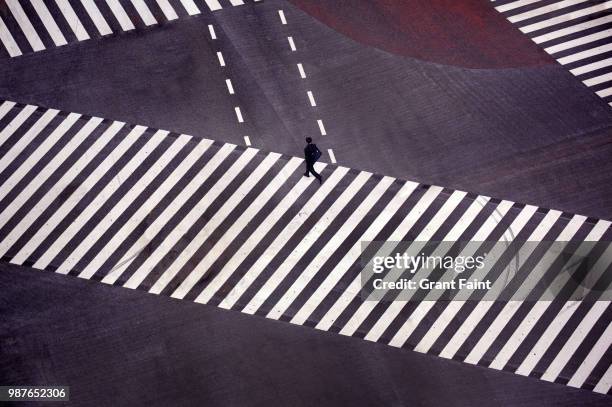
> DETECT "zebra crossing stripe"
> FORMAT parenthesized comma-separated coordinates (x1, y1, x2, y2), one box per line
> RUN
(194, 163, 326, 305)
(217, 166, 350, 310)
(29, 0, 68, 46)
(55, 0, 90, 41)
(6, 0, 45, 51)
(154, 151, 282, 296)
(0, 101, 610, 394)
(0, 0, 259, 57)
(462, 215, 587, 365)
(267, 176, 395, 320)
(315, 185, 443, 332)
(102, 143, 236, 285)
(289, 180, 419, 326)
(0, 120, 124, 257)
(0, 113, 81, 203)
(165, 156, 303, 298)
(32, 130, 171, 270)
(80, 0, 113, 36)
(0, 105, 38, 148)
(75, 137, 213, 279)
(493, 0, 612, 105)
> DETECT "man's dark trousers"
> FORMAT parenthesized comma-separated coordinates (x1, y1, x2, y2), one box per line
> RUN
(304, 160, 322, 182)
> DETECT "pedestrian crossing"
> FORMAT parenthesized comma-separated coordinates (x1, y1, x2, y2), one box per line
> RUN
(491, 0, 612, 106)
(0, 100, 610, 394)
(0, 0, 259, 58)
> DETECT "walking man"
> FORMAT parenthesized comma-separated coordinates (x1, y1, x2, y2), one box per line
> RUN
(304, 137, 323, 184)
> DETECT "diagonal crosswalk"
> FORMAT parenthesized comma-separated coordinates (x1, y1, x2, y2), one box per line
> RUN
(0, 100, 610, 394)
(491, 0, 612, 107)
(0, 0, 261, 58)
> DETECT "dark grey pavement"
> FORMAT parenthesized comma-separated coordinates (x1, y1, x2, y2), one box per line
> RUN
(1, 0, 611, 220)
(1, 263, 610, 407)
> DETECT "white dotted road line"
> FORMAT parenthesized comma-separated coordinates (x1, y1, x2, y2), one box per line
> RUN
(288, 36, 296, 51)
(279, 10, 287, 25)
(307, 91, 316, 107)
(297, 63, 306, 78)
(317, 119, 327, 136)
(226, 79, 235, 94)
(209, 25, 247, 140)
(216, 51, 225, 66)
(328, 149, 337, 163)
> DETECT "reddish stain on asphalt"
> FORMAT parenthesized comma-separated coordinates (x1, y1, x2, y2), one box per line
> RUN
(288, 0, 553, 69)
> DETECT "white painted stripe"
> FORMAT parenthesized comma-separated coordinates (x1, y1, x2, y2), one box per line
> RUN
(593, 362, 612, 394)
(9, 125, 145, 265)
(508, 0, 589, 23)
(105, 0, 136, 31)
(518, 300, 608, 377)
(520, 2, 612, 34)
(167, 156, 302, 298)
(226, 79, 235, 94)
(180, 0, 201, 15)
(55, 0, 90, 41)
(130, 0, 158, 26)
(596, 86, 612, 98)
(436, 208, 560, 359)
(0, 117, 102, 227)
(0, 113, 80, 203)
(267, 176, 394, 319)
(533, 15, 612, 44)
(583, 71, 612, 87)
(542, 301, 610, 382)
(288, 36, 296, 51)
(208, 24, 216, 39)
(290, 181, 418, 326)
(0, 105, 39, 149)
(156, 0, 178, 21)
(328, 148, 336, 163)
(393, 197, 503, 351)
(100, 143, 234, 285)
(54, 134, 191, 275)
(488, 221, 609, 371)
(217, 51, 225, 66)
(462, 215, 586, 365)
(77, 138, 213, 280)
(0, 119, 119, 256)
(202, 0, 222, 12)
(0, 16, 22, 57)
(154, 152, 282, 296)
(229, 0, 244, 5)
(0, 117, 100, 219)
(217, 166, 348, 310)
(195, 163, 323, 305)
(558, 43, 612, 65)
(317, 119, 327, 135)
(6, 0, 45, 51)
(243, 171, 372, 314)
(567, 322, 612, 388)
(0, 109, 59, 175)
(570, 57, 612, 75)
(29, 0, 67, 46)
(80, 0, 113, 36)
(340, 191, 467, 342)
(297, 63, 306, 78)
(545, 28, 612, 54)
(0, 101, 17, 121)
(122, 148, 258, 290)
(235, 107, 244, 123)
(279, 10, 287, 24)
(496, 0, 542, 13)
(307, 91, 317, 107)
(243, 136, 251, 146)
(33, 130, 169, 270)
(315, 186, 443, 332)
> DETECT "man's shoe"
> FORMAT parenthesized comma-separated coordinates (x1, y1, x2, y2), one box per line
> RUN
(303, 173, 310, 177)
